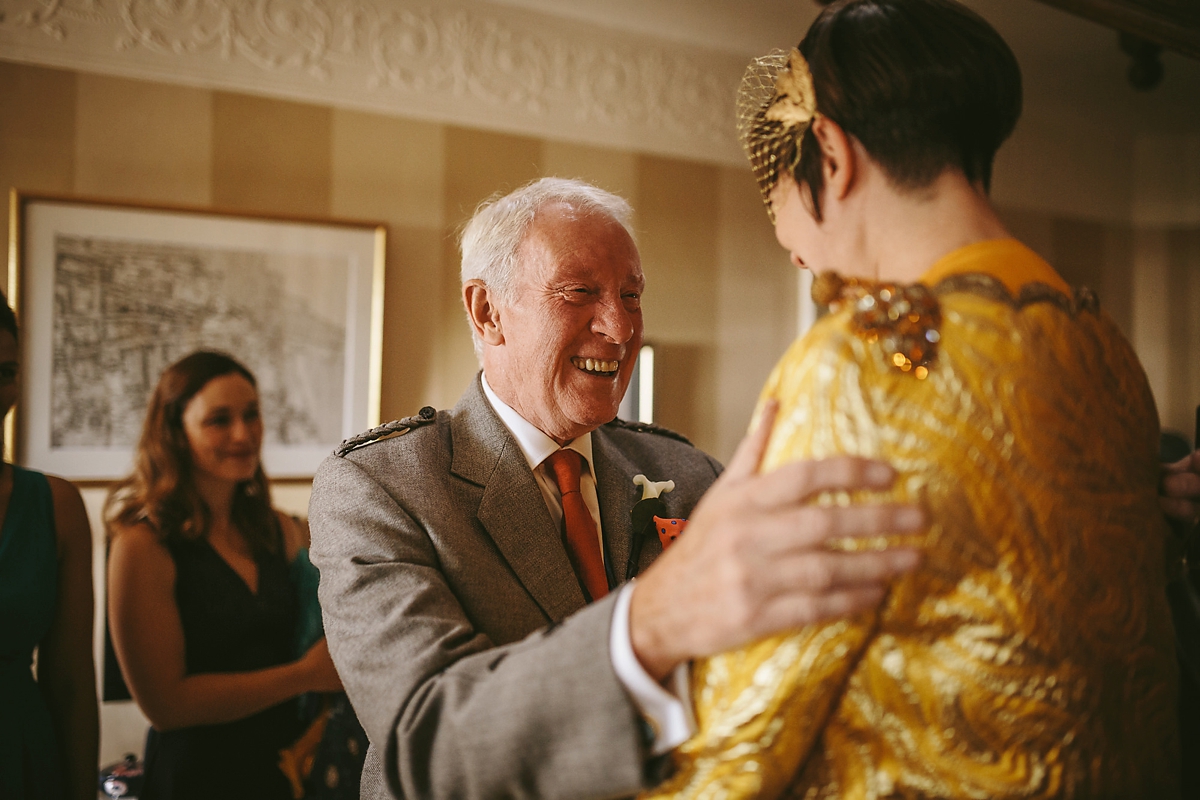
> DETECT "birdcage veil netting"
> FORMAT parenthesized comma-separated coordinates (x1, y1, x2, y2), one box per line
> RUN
(737, 50, 796, 221)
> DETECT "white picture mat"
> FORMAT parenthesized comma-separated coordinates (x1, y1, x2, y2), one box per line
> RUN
(18, 199, 382, 479)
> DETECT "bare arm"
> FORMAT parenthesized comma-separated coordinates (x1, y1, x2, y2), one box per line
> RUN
(106, 523, 340, 731)
(630, 401, 923, 679)
(37, 477, 98, 800)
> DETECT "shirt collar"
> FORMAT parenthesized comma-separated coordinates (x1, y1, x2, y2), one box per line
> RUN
(480, 372, 595, 475)
(919, 238, 1070, 295)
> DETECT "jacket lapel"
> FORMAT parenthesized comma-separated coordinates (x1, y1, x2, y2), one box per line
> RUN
(592, 426, 663, 583)
(450, 376, 586, 623)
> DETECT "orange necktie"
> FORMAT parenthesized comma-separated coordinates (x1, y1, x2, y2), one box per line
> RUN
(545, 449, 609, 602)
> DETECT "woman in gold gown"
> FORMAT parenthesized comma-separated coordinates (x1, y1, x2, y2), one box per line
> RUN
(645, 1, 1179, 797)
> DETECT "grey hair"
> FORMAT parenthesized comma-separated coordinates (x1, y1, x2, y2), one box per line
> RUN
(459, 177, 636, 359)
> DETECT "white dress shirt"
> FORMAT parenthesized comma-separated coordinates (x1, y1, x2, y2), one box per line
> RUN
(481, 374, 695, 755)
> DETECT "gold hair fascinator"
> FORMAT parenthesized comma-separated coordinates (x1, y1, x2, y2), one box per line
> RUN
(737, 48, 819, 222)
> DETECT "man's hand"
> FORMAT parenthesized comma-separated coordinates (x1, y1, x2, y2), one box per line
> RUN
(1161, 452, 1200, 524)
(629, 401, 924, 681)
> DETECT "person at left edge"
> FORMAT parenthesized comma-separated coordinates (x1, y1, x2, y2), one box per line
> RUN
(0, 290, 98, 800)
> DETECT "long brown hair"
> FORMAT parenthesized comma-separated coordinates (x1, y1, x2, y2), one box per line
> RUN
(105, 351, 280, 555)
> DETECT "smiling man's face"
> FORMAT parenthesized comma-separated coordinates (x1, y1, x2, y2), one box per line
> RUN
(483, 202, 644, 444)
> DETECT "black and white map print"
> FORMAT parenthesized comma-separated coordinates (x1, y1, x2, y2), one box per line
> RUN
(52, 234, 349, 449)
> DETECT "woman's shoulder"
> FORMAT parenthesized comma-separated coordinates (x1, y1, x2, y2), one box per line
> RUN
(37, 473, 92, 556)
(108, 517, 172, 561)
(275, 510, 309, 561)
(44, 473, 83, 506)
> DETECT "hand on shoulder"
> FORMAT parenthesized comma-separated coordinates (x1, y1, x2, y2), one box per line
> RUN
(628, 401, 924, 680)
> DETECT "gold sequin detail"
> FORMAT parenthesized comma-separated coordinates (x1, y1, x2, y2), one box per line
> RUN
(813, 273, 942, 379)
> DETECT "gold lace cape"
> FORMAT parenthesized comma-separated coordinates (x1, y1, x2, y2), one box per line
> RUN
(645, 245, 1178, 799)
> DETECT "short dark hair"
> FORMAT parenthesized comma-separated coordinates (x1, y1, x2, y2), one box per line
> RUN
(0, 290, 17, 341)
(794, 0, 1022, 217)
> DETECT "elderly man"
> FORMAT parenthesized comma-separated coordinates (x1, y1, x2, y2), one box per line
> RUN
(308, 178, 926, 799)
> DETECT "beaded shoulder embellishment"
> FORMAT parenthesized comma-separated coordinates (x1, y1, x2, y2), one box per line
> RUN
(813, 272, 941, 379)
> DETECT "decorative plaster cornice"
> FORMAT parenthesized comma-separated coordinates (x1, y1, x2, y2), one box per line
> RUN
(0, 0, 747, 165)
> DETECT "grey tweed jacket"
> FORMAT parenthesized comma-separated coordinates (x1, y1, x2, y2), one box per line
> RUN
(308, 375, 722, 800)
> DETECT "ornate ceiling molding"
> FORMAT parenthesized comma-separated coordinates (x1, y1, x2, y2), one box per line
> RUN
(0, 0, 748, 165)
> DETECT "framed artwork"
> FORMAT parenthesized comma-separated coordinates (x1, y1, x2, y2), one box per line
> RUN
(6, 191, 386, 480)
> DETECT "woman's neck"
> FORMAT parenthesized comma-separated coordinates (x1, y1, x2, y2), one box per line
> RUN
(193, 473, 236, 528)
(852, 170, 1011, 284)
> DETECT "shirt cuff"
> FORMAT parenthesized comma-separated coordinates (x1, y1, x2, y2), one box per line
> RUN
(609, 581, 696, 756)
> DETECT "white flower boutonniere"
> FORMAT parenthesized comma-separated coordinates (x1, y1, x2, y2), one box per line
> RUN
(627, 475, 678, 580)
(633, 474, 675, 501)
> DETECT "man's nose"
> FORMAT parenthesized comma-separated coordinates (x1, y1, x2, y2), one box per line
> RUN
(592, 297, 635, 344)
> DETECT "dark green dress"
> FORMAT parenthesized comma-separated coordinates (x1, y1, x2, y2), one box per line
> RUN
(0, 466, 66, 800)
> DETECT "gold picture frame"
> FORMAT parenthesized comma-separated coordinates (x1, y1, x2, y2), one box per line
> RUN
(6, 190, 386, 480)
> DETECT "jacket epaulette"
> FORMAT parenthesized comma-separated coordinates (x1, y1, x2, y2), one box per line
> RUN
(604, 418, 693, 446)
(335, 406, 437, 457)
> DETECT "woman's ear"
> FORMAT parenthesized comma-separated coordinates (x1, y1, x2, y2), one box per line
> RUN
(463, 280, 504, 346)
(811, 116, 857, 202)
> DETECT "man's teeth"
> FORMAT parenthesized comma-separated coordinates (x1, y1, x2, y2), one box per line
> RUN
(572, 357, 619, 374)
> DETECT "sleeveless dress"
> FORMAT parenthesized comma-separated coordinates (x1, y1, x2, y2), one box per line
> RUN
(0, 466, 66, 800)
(140, 534, 302, 800)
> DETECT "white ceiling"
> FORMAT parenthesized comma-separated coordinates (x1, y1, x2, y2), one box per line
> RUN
(486, 0, 1200, 134)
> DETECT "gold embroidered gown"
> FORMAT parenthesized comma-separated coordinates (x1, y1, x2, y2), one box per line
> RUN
(645, 240, 1179, 800)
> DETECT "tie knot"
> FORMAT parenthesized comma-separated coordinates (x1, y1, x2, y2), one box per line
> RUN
(545, 448, 583, 495)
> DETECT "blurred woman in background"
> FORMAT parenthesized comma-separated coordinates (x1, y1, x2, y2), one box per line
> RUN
(106, 350, 341, 800)
(0, 291, 97, 800)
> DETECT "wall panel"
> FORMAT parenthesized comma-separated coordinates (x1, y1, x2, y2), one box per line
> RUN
(713, 166, 796, 463)
(331, 110, 446, 419)
(0, 62, 76, 292)
(436, 126, 543, 409)
(74, 75, 212, 206)
(541, 142, 640, 212)
(211, 93, 332, 217)
(636, 156, 720, 453)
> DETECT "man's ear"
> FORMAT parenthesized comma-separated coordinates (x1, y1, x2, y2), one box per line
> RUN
(463, 280, 504, 346)
(811, 116, 857, 202)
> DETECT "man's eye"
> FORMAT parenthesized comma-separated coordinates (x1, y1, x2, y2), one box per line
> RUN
(205, 415, 232, 427)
